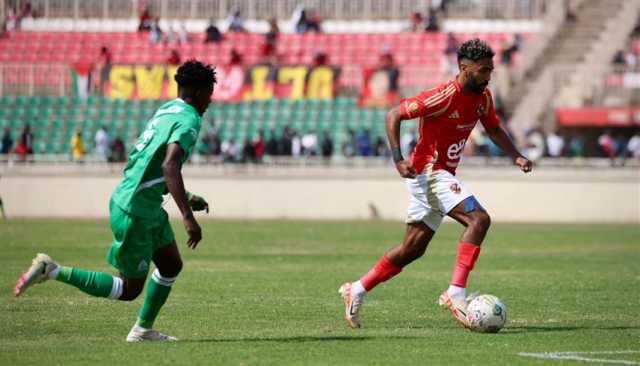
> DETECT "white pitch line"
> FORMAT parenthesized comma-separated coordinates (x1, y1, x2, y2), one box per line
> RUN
(518, 351, 640, 365)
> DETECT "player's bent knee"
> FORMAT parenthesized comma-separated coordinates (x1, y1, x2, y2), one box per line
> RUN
(120, 283, 144, 301)
(474, 211, 491, 231)
(159, 258, 183, 278)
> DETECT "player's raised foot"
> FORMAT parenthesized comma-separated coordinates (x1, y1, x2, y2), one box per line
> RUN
(14, 253, 58, 297)
(338, 282, 365, 329)
(438, 290, 472, 330)
(126, 325, 178, 342)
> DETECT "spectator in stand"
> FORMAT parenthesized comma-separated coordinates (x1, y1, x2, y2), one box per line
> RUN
(204, 19, 223, 43)
(301, 129, 318, 156)
(356, 129, 372, 156)
(425, 10, 440, 32)
(94, 126, 110, 162)
(342, 129, 357, 157)
(1, 127, 13, 155)
(205, 129, 221, 156)
(293, 6, 321, 33)
(320, 130, 333, 159)
(627, 130, 640, 159)
(598, 130, 616, 158)
(612, 50, 626, 66)
(229, 48, 244, 66)
(525, 128, 545, 161)
(546, 130, 565, 157)
(227, 9, 246, 33)
(149, 18, 162, 43)
(178, 24, 189, 44)
(242, 138, 255, 163)
(110, 135, 126, 162)
(261, 18, 280, 61)
(444, 33, 459, 76)
(138, 6, 152, 32)
(407, 12, 424, 32)
(253, 131, 265, 163)
(280, 126, 294, 155)
(15, 124, 34, 161)
(291, 131, 302, 157)
(166, 49, 181, 65)
(373, 136, 388, 157)
(96, 46, 112, 93)
(266, 130, 279, 156)
(70, 129, 85, 162)
(569, 133, 585, 157)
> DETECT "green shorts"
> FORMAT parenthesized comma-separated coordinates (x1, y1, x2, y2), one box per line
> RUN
(106, 200, 175, 279)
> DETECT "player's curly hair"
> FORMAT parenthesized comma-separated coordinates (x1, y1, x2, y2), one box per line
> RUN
(457, 38, 495, 63)
(174, 60, 217, 89)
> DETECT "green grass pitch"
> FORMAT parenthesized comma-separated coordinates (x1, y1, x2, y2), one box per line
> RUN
(1, 219, 638, 365)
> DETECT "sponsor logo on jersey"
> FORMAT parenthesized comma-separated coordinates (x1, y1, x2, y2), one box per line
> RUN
(448, 110, 460, 119)
(447, 139, 466, 160)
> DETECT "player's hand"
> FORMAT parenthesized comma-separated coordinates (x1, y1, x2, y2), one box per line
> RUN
(189, 194, 210, 213)
(515, 156, 533, 173)
(395, 160, 417, 178)
(183, 215, 202, 249)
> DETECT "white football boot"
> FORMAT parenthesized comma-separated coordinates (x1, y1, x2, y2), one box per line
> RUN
(338, 282, 365, 329)
(126, 324, 178, 342)
(438, 290, 476, 330)
(14, 253, 58, 297)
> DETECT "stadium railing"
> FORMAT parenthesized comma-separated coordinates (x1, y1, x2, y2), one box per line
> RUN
(25, 0, 545, 20)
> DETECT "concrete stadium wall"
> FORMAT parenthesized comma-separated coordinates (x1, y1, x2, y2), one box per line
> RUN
(0, 164, 638, 223)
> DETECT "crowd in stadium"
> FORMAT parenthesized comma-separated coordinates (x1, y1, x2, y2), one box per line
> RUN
(0, 0, 638, 165)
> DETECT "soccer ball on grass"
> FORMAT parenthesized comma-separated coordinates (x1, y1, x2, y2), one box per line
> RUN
(466, 294, 507, 333)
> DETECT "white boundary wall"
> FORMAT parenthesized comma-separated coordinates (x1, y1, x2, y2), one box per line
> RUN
(1, 164, 638, 223)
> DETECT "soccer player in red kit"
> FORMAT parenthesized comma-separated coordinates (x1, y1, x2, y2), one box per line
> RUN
(339, 39, 532, 329)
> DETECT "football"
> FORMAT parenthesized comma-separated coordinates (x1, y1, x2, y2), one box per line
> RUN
(466, 294, 507, 333)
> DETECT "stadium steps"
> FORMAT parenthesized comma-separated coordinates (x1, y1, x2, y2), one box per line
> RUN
(505, 0, 625, 142)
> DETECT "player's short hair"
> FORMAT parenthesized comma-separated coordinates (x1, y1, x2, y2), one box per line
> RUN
(174, 60, 217, 89)
(457, 38, 495, 63)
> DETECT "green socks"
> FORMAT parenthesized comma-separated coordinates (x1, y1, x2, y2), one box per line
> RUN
(137, 269, 176, 329)
(56, 266, 123, 299)
(54, 266, 176, 329)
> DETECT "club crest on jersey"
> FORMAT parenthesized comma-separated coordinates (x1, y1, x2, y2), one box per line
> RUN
(449, 183, 461, 194)
(408, 101, 419, 115)
(477, 103, 486, 116)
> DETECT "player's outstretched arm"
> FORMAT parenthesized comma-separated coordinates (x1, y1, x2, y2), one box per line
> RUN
(163, 143, 202, 249)
(386, 106, 417, 178)
(485, 125, 532, 173)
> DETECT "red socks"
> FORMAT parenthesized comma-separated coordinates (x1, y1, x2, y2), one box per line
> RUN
(450, 242, 481, 287)
(360, 255, 403, 291)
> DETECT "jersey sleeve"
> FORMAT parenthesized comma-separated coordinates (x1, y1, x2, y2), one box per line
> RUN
(479, 88, 501, 129)
(167, 117, 199, 158)
(399, 86, 455, 120)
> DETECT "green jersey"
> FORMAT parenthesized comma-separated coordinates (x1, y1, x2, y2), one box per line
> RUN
(111, 98, 201, 218)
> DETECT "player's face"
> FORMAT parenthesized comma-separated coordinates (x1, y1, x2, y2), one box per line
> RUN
(466, 58, 494, 94)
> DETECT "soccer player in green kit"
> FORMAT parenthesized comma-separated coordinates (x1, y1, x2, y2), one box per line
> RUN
(14, 60, 216, 342)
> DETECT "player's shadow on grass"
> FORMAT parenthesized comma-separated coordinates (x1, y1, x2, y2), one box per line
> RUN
(188, 335, 376, 343)
(504, 325, 640, 334)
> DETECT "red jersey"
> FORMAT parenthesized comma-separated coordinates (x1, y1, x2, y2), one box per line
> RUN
(399, 78, 501, 175)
